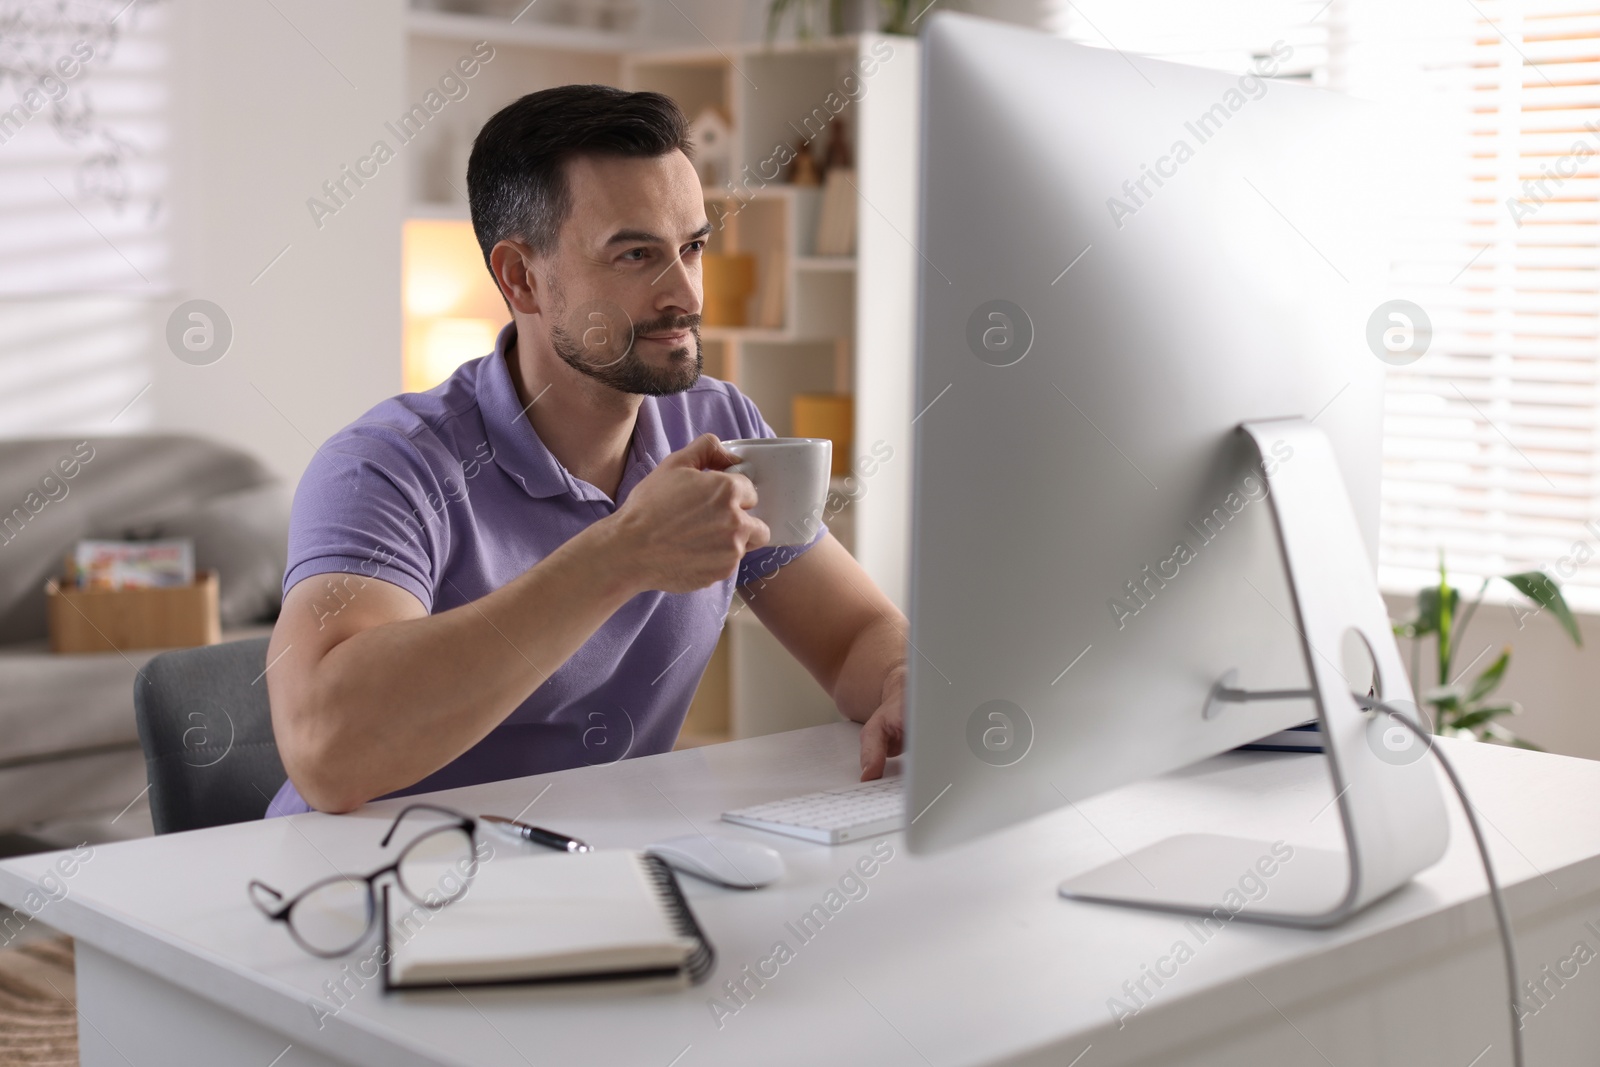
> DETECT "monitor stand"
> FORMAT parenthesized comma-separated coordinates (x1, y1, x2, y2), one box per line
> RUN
(1057, 418, 1451, 929)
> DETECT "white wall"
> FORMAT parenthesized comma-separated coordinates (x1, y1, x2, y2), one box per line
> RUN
(163, 0, 405, 484)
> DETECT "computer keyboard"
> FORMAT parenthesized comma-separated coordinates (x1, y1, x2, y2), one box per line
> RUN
(721, 777, 905, 844)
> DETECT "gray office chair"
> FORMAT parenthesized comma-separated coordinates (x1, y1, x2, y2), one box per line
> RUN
(133, 636, 289, 834)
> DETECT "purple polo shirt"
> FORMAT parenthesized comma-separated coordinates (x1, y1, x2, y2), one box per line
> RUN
(266, 324, 824, 817)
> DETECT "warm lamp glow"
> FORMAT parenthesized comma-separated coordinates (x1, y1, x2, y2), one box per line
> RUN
(408, 270, 468, 319)
(409, 317, 498, 392)
(402, 219, 503, 318)
(402, 218, 508, 392)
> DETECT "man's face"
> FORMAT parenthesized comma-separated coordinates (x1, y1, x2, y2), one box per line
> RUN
(540, 150, 709, 396)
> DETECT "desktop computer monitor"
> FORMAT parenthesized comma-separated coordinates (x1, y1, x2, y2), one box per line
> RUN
(904, 14, 1448, 926)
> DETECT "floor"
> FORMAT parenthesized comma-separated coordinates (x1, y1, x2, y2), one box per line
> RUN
(0, 937, 75, 1066)
(0, 805, 158, 1067)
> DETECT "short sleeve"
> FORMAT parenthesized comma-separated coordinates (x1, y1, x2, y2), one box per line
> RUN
(738, 525, 828, 588)
(728, 387, 829, 588)
(281, 425, 447, 614)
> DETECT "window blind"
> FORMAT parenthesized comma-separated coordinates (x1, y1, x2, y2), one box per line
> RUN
(1052, 0, 1600, 610)
(1357, 0, 1600, 610)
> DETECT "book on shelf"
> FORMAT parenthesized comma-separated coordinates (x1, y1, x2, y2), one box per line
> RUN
(754, 231, 788, 330)
(814, 167, 857, 258)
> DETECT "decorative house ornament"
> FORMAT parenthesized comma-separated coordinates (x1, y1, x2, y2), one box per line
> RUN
(689, 106, 734, 188)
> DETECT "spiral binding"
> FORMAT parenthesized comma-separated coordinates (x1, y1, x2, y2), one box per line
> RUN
(639, 852, 716, 984)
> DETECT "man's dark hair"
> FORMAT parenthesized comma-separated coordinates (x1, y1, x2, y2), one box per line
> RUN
(468, 84, 694, 271)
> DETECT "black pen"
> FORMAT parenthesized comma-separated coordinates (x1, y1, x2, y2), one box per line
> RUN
(480, 814, 592, 853)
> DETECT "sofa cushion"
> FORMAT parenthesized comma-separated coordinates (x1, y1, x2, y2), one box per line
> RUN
(0, 748, 149, 834)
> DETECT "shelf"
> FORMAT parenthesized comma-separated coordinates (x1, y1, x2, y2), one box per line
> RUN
(628, 34, 868, 65)
(406, 200, 470, 220)
(703, 183, 814, 202)
(796, 256, 855, 272)
(406, 9, 646, 53)
(702, 326, 796, 342)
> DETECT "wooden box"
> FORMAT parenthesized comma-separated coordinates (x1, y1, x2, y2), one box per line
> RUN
(45, 570, 222, 654)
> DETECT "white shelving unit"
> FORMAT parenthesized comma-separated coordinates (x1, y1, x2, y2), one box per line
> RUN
(404, 11, 919, 743)
(407, 8, 653, 53)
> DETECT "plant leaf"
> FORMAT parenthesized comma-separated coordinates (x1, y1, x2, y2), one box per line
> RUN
(1466, 647, 1512, 704)
(1412, 586, 1440, 637)
(1501, 571, 1583, 648)
(1453, 704, 1517, 732)
(1424, 687, 1463, 713)
(1412, 584, 1460, 638)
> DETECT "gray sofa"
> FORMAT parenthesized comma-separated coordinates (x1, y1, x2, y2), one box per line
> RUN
(0, 435, 290, 835)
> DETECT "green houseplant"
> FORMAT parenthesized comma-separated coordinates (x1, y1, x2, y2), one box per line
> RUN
(764, 0, 918, 40)
(1391, 554, 1582, 748)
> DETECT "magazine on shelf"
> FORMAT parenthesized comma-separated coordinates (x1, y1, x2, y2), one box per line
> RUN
(71, 539, 195, 591)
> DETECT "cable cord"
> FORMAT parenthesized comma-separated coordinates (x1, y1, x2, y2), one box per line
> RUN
(1358, 695, 1525, 1067)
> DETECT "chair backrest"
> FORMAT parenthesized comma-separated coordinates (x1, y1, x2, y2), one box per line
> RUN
(133, 636, 288, 834)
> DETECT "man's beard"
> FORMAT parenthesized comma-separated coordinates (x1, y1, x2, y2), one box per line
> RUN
(550, 309, 703, 397)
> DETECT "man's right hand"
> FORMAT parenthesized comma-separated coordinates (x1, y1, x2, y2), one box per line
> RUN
(607, 432, 771, 593)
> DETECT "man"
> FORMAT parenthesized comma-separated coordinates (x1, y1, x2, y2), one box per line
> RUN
(264, 85, 908, 816)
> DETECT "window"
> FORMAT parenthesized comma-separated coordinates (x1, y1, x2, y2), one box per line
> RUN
(1055, 0, 1600, 611)
(0, 0, 170, 434)
(1358, 0, 1600, 610)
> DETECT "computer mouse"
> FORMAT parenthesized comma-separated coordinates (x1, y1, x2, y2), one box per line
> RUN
(645, 834, 786, 890)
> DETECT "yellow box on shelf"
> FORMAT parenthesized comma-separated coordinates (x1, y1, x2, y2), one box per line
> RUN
(702, 252, 757, 327)
(792, 393, 853, 475)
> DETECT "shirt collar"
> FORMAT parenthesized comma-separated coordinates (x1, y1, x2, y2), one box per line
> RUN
(617, 386, 670, 504)
(480, 322, 671, 505)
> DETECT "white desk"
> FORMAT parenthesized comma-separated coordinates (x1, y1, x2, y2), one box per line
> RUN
(2, 723, 1598, 1067)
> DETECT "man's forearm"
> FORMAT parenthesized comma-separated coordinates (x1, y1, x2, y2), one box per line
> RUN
(278, 432, 766, 813)
(290, 516, 640, 810)
(830, 614, 909, 725)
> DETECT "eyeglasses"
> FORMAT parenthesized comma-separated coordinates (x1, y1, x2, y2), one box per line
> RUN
(249, 803, 480, 958)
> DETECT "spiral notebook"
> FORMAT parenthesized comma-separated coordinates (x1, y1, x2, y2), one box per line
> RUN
(380, 849, 714, 992)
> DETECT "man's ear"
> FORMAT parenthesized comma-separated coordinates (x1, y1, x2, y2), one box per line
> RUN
(490, 239, 543, 316)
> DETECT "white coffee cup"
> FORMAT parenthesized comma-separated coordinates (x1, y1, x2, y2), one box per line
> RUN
(722, 437, 832, 547)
